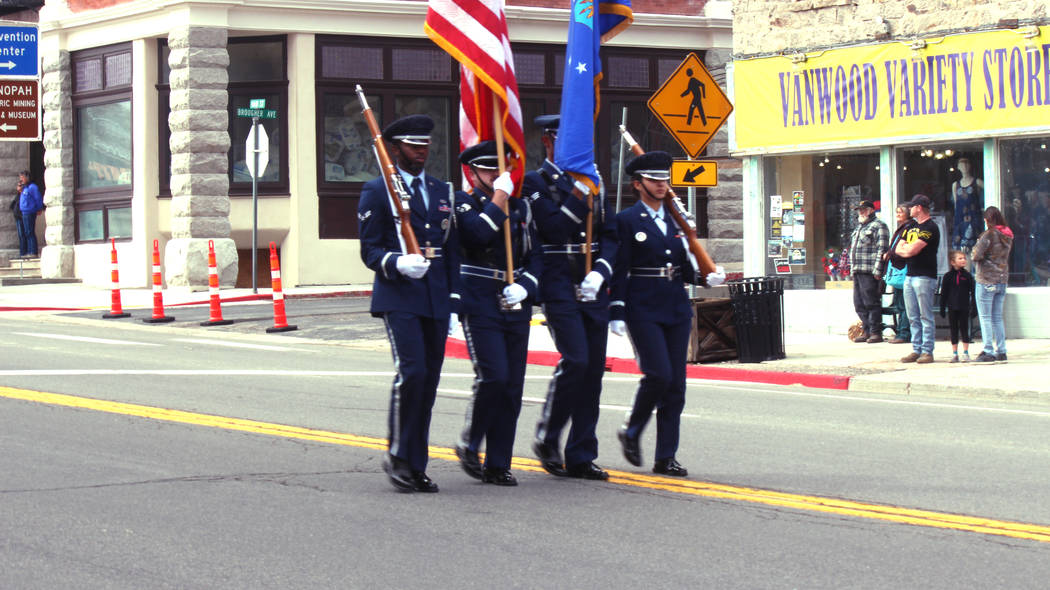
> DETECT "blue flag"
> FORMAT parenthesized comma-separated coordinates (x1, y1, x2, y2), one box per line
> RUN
(554, 0, 633, 193)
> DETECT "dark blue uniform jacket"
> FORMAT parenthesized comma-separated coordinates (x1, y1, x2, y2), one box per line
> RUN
(454, 188, 542, 321)
(610, 201, 698, 324)
(358, 173, 460, 318)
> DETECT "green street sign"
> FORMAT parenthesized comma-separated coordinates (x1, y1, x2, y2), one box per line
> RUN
(236, 107, 277, 119)
(249, 98, 266, 109)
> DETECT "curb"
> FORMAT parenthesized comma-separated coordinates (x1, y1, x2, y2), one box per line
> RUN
(444, 338, 852, 391)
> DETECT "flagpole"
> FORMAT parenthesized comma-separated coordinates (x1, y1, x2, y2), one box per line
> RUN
(492, 94, 515, 285)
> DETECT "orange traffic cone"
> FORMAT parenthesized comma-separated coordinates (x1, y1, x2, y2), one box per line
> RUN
(200, 240, 233, 327)
(266, 241, 297, 333)
(102, 238, 131, 319)
(142, 239, 174, 324)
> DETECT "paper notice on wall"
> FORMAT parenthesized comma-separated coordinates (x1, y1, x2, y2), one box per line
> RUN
(770, 218, 782, 238)
(770, 195, 782, 218)
(792, 220, 806, 242)
(774, 258, 791, 274)
(767, 240, 783, 257)
(793, 190, 804, 208)
(788, 247, 807, 265)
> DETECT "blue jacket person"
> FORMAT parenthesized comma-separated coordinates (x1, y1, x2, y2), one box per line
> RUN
(610, 151, 725, 477)
(524, 114, 618, 480)
(358, 114, 459, 493)
(453, 141, 542, 487)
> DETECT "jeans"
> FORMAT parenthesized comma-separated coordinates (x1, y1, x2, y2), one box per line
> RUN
(889, 289, 910, 340)
(975, 282, 1007, 355)
(903, 275, 936, 355)
(17, 210, 37, 257)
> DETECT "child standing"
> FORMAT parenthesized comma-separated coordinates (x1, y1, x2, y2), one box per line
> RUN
(939, 250, 976, 363)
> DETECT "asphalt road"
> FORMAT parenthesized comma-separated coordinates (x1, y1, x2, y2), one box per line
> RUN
(2, 305, 1050, 588)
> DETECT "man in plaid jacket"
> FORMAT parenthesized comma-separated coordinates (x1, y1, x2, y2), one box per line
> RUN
(849, 200, 890, 342)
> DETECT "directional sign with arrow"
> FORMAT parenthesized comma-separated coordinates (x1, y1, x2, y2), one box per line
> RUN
(670, 160, 718, 187)
(0, 24, 38, 77)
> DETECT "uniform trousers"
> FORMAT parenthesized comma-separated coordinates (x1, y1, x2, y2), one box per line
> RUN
(535, 301, 609, 467)
(382, 311, 449, 472)
(460, 313, 530, 470)
(624, 317, 691, 461)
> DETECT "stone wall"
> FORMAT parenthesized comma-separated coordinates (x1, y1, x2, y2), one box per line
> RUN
(703, 48, 742, 269)
(39, 50, 75, 278)
(164, 26, 237, 289)
(733, 0, 1050, 58)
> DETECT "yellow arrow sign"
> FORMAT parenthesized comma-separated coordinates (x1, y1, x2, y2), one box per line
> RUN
(670, 160, 718, 187)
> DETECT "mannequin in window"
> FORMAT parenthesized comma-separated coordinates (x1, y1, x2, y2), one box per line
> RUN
(951, 157, 984, 255)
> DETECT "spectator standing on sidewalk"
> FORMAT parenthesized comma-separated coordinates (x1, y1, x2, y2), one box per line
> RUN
(894, 194, 940, 364)
(16, 171, 44, 258)
(971, 206, 1014, 364)
(939, 250, 976, 363)
(848, 200, 889, 343)
(883, 204, 913, 343)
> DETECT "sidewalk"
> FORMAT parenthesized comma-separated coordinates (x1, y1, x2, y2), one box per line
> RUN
(1, 282, 1047, 403)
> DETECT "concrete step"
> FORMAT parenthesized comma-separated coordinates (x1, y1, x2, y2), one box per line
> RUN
(0, 257, 40, 278)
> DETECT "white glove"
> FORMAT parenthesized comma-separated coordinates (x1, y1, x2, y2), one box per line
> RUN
(395, 253, 430, 279)
(573, 179, 591, 196)
(609, 320, 627, 337)
(579, 270, 604, 301)
(448, 312, 459, 337)
(502, 283, 528, 306)
(705, 265, 726, 288)
(493, 171, 515, 196)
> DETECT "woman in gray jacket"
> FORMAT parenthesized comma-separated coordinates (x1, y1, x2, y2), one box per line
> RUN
(971, 206, 1014, 363)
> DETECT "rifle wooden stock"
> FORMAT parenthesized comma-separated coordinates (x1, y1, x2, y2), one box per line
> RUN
(618, 126, 717, 276)
(356, 85, 421, 256)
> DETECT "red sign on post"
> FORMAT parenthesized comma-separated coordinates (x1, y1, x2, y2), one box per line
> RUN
(0, 79, 40, 141)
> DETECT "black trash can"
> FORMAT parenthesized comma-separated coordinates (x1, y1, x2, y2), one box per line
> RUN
(727, 276, 785, 363)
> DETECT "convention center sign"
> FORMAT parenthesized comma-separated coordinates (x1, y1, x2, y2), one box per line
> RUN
(731, 26, 1050, 154)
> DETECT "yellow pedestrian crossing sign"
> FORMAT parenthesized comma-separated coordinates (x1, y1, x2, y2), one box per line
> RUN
(648, 53, 733, 159)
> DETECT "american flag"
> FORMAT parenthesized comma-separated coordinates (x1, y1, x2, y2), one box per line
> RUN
(425, 0, 526, 191)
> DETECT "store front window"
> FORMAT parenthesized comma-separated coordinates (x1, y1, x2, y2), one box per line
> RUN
(896, 143, 983, 276)
(1000, 136, 1050, 287)
(762, 151, 881, 288)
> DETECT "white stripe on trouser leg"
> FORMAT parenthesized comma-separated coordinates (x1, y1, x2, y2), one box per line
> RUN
(382, 316, 403, 457)
(624, 324, 643, 429)
(534, 303, 563, 441)
(459, 316, 483, 449)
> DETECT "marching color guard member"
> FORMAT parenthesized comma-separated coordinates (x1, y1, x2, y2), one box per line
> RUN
(525, 114, 618, 480)
(358, 114, 459, 493)
(454, 140, 542, 487)
(610, 151, 725, 477)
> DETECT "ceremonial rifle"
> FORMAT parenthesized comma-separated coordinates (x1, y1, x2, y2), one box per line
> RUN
(356, 85, 421, 256)
(618, 125, 717, 276)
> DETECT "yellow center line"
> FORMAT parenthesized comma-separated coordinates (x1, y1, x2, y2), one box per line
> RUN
(5, 385, 1050, 544)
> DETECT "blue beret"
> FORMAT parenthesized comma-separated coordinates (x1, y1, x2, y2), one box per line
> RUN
(533, 114, 560, 132)
(382, 115, 434, 145)
(625, 151, 672, 180)
(459, 140, 508, 170)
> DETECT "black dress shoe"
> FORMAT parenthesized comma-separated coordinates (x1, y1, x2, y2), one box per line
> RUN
(481, 467, 518, 486)
(617, 427, 642, 467)
(411, 471, 439, 493)
(455, 444, 484, 480)
(383, 455, 416, 492)
(532, 440, 568, 477)
(652, 457, 688, 477)
(566, 461, 609, 480)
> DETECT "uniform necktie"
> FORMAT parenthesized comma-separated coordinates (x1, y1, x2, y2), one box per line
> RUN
(411, 177, 427, 211)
